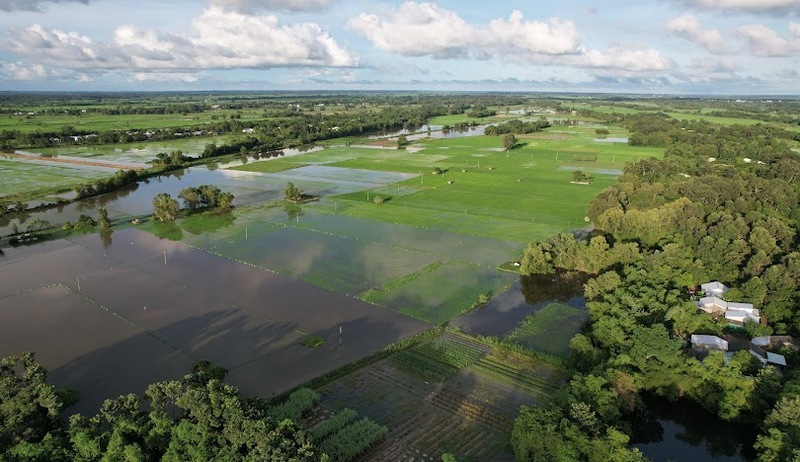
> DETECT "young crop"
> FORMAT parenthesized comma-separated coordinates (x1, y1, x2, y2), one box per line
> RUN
(310, 408, 358, 441)
(318, 417, 388, 462)
(267, 387, 320, 422)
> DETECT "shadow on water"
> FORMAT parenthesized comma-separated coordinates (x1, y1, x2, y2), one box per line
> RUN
(1, 228, 430, 417)
(452, 271, 588, 337)
(631, 395, 757, 462)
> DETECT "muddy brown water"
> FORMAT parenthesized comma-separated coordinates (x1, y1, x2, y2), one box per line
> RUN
(0, 228, 430, 415)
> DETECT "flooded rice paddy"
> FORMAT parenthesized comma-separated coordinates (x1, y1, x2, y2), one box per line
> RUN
(0, 228, 430, 414)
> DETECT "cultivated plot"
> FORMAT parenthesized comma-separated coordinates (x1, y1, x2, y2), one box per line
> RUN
(0, 228, 430, 414)
(506, 303, 589, 358)
(366, 261, 517, 324)
(0, 158, 112, 198)
(318, 332, 566, 462)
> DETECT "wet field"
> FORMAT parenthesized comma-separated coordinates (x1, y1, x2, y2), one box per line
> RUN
(0, 228, 430, 414)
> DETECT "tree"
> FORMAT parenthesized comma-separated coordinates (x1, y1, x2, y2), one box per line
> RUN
(503, 133, 517, 151)
(153, 193, 180, 222)
(178, 187, 201, 211)
(284, 182, 302, 202)
(397, 134, 408, 148)
(0, 353, 67, 458)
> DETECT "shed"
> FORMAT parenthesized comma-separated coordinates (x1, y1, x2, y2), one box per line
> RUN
(698, 296, 727, 314)
(766, 352, 787, 367)
(725, 309, 761, 326)
(691, 334, 728, 351)
(701, 281, 729, 297)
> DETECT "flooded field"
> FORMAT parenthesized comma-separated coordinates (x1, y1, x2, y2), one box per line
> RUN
(0, 228, 430, 414)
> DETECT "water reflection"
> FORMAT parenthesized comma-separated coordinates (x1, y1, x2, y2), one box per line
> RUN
(632, 396, 757, 461)
(452, 271, 587, 337)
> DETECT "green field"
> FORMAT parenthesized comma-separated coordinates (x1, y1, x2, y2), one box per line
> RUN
(28, 135, 237, 163)
(0, 158, 110, 198)
(506, 303, 589, 358)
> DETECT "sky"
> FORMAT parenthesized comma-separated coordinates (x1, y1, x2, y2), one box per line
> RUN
(1, 0, 799, 94)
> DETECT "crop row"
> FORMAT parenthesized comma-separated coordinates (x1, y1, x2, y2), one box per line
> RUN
(268, 387, 320, 422)
(311, 408, 358, 441)
(475, 358, 560, 395)
(318, 417, 389, 462)
(427, 388, 512, 433)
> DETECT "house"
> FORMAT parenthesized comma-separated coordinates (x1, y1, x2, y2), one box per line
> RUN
(766, 352, 787, 368)
(701, 281, 729, 297)
(752, 336, 800, 351)
(698, 296, 727, 315)
(725, 309, 760, 326)
(691, 334, 728, 351)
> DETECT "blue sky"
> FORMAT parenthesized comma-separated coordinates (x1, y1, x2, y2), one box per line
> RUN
(1, 0, 799, 94)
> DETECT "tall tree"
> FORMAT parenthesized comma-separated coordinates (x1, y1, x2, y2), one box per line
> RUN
(152, 193, 180, 222)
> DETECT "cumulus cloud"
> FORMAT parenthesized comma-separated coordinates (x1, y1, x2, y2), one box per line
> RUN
(210, 0, 334, 13)
(347, 2, 669, 74)
(3, 7, 358, 72)
(0, 60, 90, 81)
(666, 14, 729, 53)
(0, 0, 86, 12)
(570, 48, 672, 73)
(737, 23, 800, 56)
(673, 0, 800, 15)
(348, 3, 581, 58)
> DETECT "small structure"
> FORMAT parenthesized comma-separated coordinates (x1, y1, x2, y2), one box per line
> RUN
(725, 303, 760, 326)
(752, 336, 800, 351)
(698, 296, 727, 315)
(701, 281, 729, 297)
(766, 352, 787, 368)
(691, 334, 728, 351)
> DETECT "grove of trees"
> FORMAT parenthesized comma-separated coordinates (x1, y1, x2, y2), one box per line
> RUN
(514, 113, 800, 461)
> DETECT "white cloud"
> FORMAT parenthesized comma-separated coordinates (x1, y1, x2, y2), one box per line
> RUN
(790, 22, 800, 36)
(0, 61, 47, 79)
(570, 48, 672, 73)
(674, 0, 800, 15)
(210, 0, 334, 13)
(347, 3, 581, 59)
(0, 0, 86, 12)
(666, 14, 729, 54)
(348, 2, 669, 75)
(0, 60, 90, 81)
(3, 7, 358, 73)
(131, 72, 200, 82)
(738, 23, 800, 56)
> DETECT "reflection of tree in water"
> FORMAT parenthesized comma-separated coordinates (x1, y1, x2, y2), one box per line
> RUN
(100, 229, 113, 249)
(284, 203, 303, 221)
(631, 395, 757, 460)
(520, 270, 588, 305)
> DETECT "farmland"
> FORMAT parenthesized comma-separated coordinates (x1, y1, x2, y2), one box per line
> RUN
(317, 332, 568, 461)
(2, 93, 701, 461)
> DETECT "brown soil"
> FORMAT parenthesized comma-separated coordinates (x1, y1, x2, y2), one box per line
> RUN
(5, 152, 146, 170)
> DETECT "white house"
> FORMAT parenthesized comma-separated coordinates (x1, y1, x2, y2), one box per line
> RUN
(725, 309, 761, 326)
(691, 334, 728, 351)
(701, 281, 729, 297)
(698, 296, 727, 315)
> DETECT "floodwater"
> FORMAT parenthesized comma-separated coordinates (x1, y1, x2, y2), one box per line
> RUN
(452, 272, 587, 337)
(593, 137, 629, 143)
(631, 395, 757, 461)
(0, 228, 430, 414)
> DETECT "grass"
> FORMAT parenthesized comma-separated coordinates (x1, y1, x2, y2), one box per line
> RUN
(0, 158, 110, 198)
(368, 261, 516, 324)
(302, 334, 325, 348)
(506, 303, 589, 358)
(228, 159, 305, 173)
(308, 130, 661, 243)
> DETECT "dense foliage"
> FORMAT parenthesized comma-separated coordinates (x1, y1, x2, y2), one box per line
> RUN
(0, 354, 319, 461)
(515, 115, 800, 460)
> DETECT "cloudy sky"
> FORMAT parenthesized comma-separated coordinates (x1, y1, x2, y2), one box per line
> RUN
(1, 0, 799, 93)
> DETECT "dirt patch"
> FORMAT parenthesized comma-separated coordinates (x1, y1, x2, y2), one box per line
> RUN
(6, 151, 146, 170)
